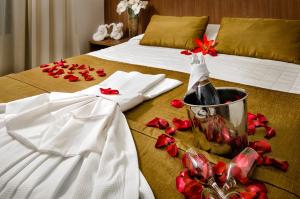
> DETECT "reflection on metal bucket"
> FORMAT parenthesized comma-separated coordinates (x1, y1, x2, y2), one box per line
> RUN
(184, 87, 248, 158)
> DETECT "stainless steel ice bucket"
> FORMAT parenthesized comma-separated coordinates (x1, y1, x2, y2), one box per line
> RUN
(183, 87, 248, 158)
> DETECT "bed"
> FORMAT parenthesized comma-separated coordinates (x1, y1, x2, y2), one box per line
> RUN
(1, 24, 300, 198)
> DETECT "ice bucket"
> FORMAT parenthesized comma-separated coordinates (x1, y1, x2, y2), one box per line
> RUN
(183, 87, 248, 158)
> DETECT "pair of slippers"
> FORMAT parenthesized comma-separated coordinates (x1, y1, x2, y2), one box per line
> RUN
(93, 23, 124, 41)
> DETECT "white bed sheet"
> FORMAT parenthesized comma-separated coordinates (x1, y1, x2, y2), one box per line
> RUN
(88, 32, 300, 94)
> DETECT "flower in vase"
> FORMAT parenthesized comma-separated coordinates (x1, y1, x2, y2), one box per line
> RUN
(116, 0, 148, 15)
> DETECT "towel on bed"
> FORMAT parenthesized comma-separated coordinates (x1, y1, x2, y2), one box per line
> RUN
(0, 71, 181, 199)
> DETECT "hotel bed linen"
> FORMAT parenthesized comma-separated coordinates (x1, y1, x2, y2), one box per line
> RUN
(3, 54, 300, 199)
(88, 33, 300, 94)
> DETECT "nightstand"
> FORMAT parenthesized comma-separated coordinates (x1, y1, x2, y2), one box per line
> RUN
(89, 38, 130, 52)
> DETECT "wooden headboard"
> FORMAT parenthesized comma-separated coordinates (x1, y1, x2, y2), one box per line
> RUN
(105, 0, 300, 34)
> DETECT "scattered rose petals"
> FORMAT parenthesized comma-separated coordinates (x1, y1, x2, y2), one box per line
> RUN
(263, 156, 289, 172)
(155, 134, 175, 148)
(213, 161, 227, 176)
(146, 117, 169, 129)
(180, 50, 192, 55)
(249, 140, 271, 153)
(171, 99, 184, 108)
(166, 143, 179, 157)
(53, 59, 66, 65)
(78, 64, 87, 70)
(172, 118, 191, 131)
(240, 191, 257, 199)
(257, 113, 268, 124)
(264, 126, 276, 139)
(100, 88, 119, 95)
(84, 75, 94, 81)
(248, 112, 257, 121)
(88, 66, 95, 71)
(158, 118, 169, 129)
(146, 117, 160, 128)
(68, 75, 79, 82)
(245, 181, 267, 196)
(39, 64, 49, 68)
(165, 127, 177, 135)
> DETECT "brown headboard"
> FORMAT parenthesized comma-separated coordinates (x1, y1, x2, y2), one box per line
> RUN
(105, 0, 300, 34)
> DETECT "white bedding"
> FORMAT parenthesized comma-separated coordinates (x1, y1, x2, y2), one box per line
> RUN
(88, 25, 300, 94)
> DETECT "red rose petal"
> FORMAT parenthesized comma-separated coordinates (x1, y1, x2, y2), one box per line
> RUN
(100, 88, 119, 95)
(180, 50, 192, 55)
(263, 156, 272, 165)
(172, 118, 191, 131)
(257, 113, 268, 124)
(171, 99, 184, 108)
(249, 140, 271, 153)
(166, 143, 179, 157)
(42, 68, 50, 72)
(213, 161, 227, 176)
(257, 193, 268, 199)
(78, 64, 87, 70)
(67, 71, 73, 74)
(68, 75, 79, 82)
(270, 158, 289, 172)
(256, 152, 264, 166)
(39, 64, 49, 68)
(165, 127, 177, 135)
(56, 69, 65, 75)
(146, 117, 160, 128)
(84, 75, 94, 81)
(240, 191, 257, 199)
(176, 175, 186, 193)
(182, 180, 203, 198)
(245, 181, 267, 195)
(53, 75, 59, 78)
(264, 126, 276, 139)
(155, 134, 175, 148)
(158, 118, 169, 129)
(248, 112, 257, 121)
(98, 72, 106, 77)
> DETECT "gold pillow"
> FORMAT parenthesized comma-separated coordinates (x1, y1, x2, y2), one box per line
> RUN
(140, 15, 209, 50)
(216, 17, 300, 64)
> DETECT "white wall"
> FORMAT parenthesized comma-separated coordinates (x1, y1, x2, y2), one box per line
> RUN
(75, 0, 104, 53)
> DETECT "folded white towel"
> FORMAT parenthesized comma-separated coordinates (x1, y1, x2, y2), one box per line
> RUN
(0, 71, 182, 199)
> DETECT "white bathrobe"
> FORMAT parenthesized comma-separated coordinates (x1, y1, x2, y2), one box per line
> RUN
(0, 71, 181, 199)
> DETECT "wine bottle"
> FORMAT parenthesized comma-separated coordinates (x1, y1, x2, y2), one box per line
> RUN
(187, 53, 221, 105)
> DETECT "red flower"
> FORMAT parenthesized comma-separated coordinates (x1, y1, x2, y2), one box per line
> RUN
(100, 88, 119, 95)
(170, 99, 184, 108)
(166, 143, 179, 157)
(249, 140, 271, 153)
(155, 134, 175, 148)
(165, 127, 177, 135)
(193, 35, 217, 56)
(172, 118, 191, 131)
(176, 170, 204, 199)
(146, 117, 169, 129)
(39, 64, 49, 68)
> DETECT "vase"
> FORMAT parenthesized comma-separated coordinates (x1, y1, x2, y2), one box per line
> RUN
(127, 8, 139, 38)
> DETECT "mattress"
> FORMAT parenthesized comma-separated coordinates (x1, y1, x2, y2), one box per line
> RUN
(88, 25, 300, 94)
